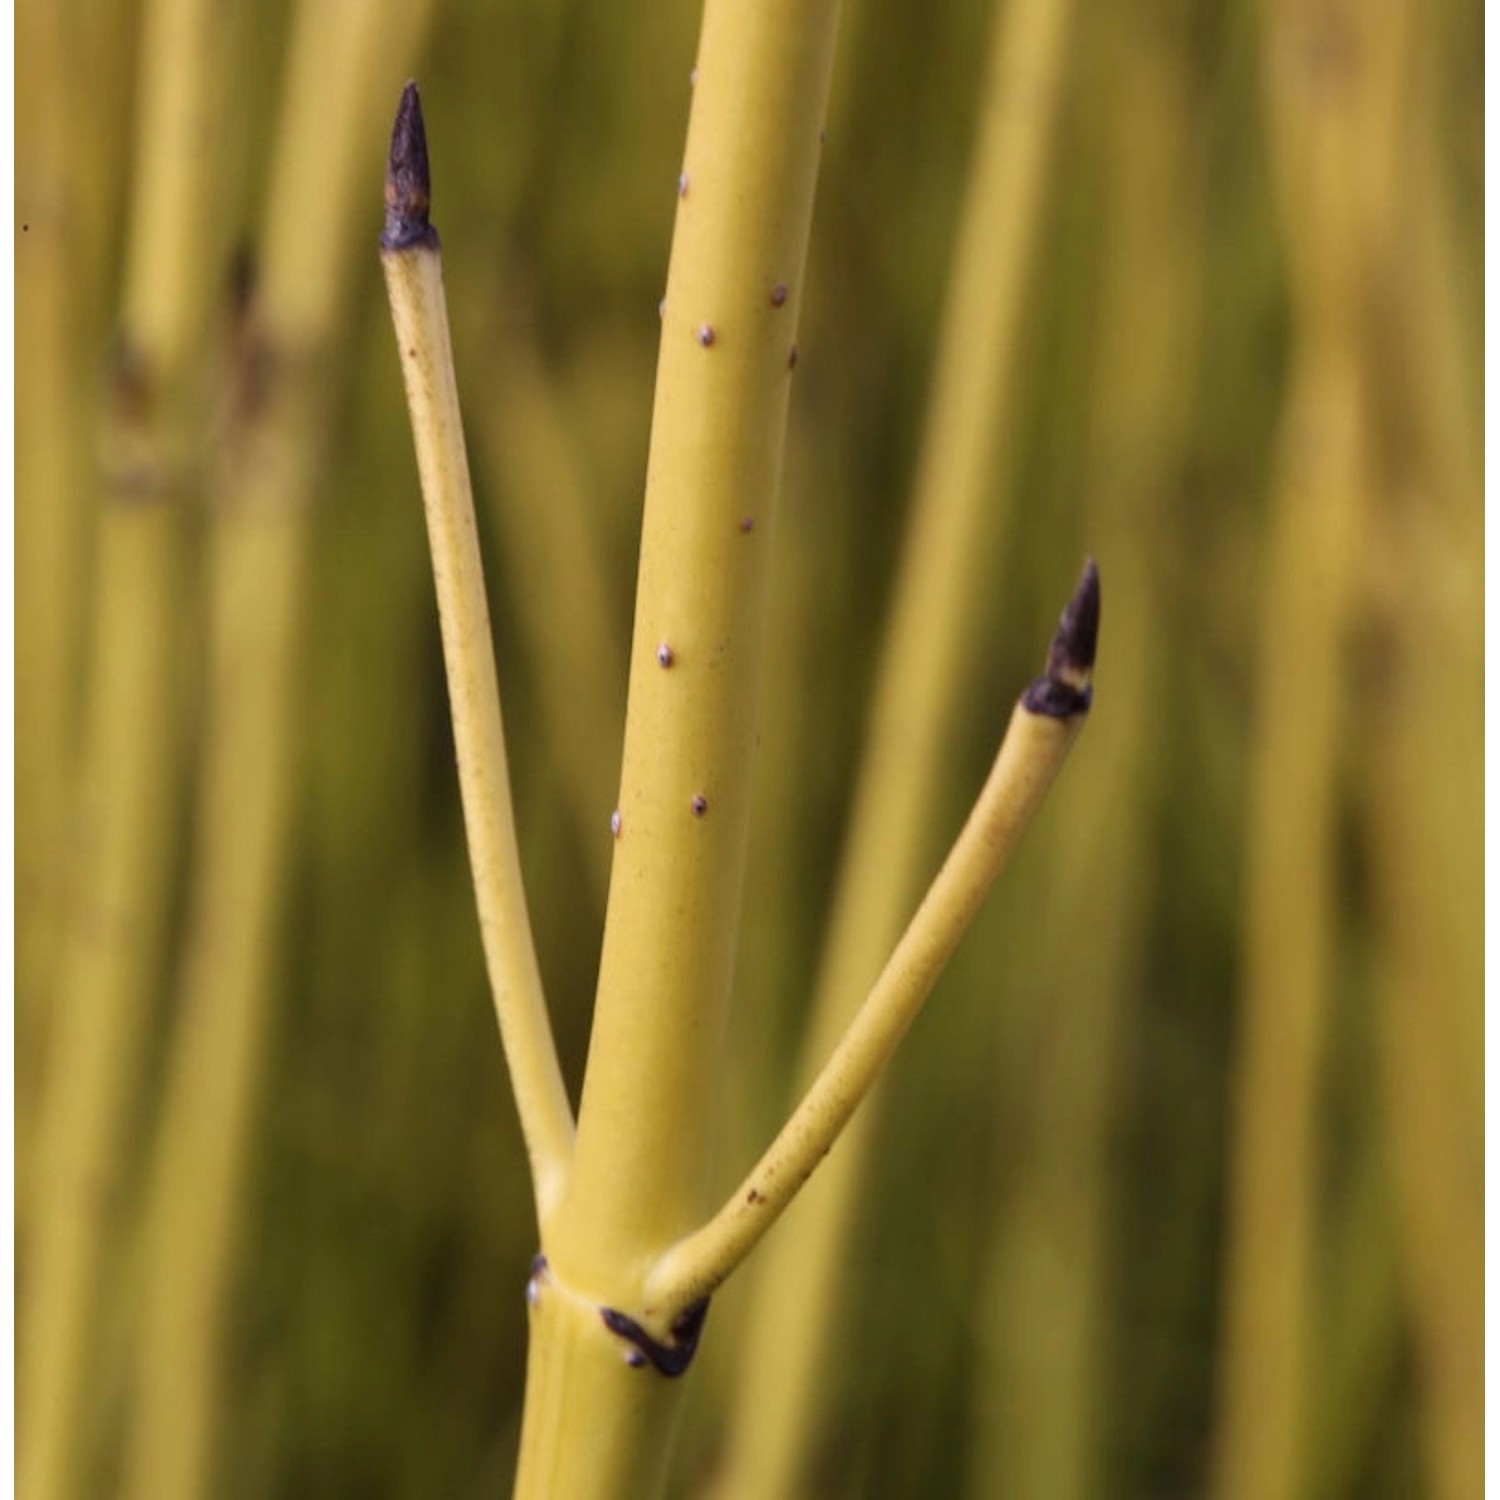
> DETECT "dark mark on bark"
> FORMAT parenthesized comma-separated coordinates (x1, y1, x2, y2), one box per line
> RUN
(600, 1297, 712, 1378)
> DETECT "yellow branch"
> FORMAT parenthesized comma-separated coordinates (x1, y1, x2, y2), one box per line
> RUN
(650, 565, 1097, 1314)
(381, 86, 576, 1224)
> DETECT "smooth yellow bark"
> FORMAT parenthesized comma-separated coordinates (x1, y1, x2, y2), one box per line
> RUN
(514, 1, 841, 1492)
(384, 242, 577, 1225)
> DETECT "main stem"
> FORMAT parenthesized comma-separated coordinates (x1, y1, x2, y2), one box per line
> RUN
(517, 0, 840, 1493)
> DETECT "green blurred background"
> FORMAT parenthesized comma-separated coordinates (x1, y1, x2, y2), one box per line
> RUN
(15, 0, 1482, 1496)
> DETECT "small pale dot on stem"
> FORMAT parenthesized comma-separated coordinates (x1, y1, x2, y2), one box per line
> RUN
(656, 643, 675, 668)
(610, 809, 622, 838)
(770, 284, 788, 307)
(691, 795, 708, 818)
(698, 324, 715, 347)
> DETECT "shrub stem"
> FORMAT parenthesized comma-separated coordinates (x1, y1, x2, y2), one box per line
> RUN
(381, 84, 576, 1224)
(650, 563, 1097, 1314)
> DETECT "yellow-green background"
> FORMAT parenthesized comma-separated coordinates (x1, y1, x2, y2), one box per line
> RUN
(15, 0, 1482, 1495)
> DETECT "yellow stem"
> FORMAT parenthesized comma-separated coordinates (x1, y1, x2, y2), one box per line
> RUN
(120, 510, 307, 1500)
(1371, 49, 1482, 1500)
(969, 15, 1203, 1495)
(19, 510, 187, 1500)
(1212, 1, 1408, 1494)
(650, 696, 1087, 1313)
(19, 2, 235, 1495)
(1356, 80, 1481, 1482)
(70, 0, 141, 343)
(1370, 879, 1481, 1500)
(121, 7, 436, 1496)
(547, 0, 841, 1288)
(511, 0, 841, 1491)
(16, 0, 87, 1175)
(1212, 341, 1363, 1500)
(1304, 1141, 1401, 1500)
(383, 189, 576, 1227)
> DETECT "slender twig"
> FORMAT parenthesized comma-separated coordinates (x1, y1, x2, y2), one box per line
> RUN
(648, 563, 1098, 1314)
(380, 84, 575, 1224)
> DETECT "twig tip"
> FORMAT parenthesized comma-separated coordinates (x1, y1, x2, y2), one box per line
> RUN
(1022, 557, 1100, 718)
(382, 81, 438, 252)
(1056, 556, 1100, 674)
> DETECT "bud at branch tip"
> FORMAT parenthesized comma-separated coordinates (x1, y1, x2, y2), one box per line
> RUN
(1022, 557, 1099, 718)
(382, 82, 439, 252)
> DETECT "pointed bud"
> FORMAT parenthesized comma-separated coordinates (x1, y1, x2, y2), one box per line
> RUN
(1022, 557, 1099, 718)
(382, 82, 439, 252)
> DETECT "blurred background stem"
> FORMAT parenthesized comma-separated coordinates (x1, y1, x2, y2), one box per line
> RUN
(19, 1, 241, 1494)
(968, 6, 1205, 1494)
(1211, 2, 1412, 1496)
(466, 303, 627, 909)
(1354, 13, 1482, 1489)
(11, 0, 1480, 1492)
(119, 7, 436, 1497)
(16, 0, 90, 1180)
(706, 0, 1074, 1489)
